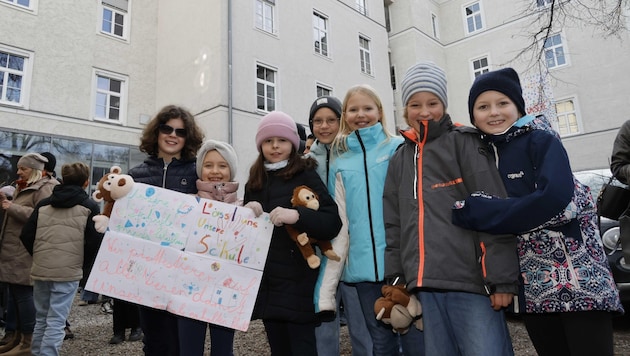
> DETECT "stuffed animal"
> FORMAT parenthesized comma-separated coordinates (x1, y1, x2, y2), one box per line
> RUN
(374, 284, 423, 334)
(285, 185, 341, 269)
(92, 166, 134, 233)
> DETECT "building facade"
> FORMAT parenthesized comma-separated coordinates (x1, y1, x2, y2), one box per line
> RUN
(1, 0, 628, 191)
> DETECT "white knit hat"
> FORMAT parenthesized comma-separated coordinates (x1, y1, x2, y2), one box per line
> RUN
(196, 140, 238, 181)
(400, 61, 448, 108)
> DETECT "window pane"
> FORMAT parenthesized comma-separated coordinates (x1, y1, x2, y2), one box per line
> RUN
(8, 55, 24, 71)
(0, 53, 7, 68)
(97, 76, 109, 90)
(102, 9, 113, 33)
(110, 79, 121, 93)
(109, 108, 120, 121)
(110, 95, 120, 108)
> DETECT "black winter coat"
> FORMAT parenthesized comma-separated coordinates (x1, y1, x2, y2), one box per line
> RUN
(244, 168, 342, 323)
(128, 156, 197, 194)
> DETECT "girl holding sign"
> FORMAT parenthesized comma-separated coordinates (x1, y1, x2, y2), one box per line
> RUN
(177, 139, 240, 355)
(128, 105, 204, 356)
(244, 111, 342, 356)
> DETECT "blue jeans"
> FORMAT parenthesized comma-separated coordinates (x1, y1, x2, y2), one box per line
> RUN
(31, 280, 79, 356)
(418, 290, 513, 356)
(80, 289, 99, 303)
(177, 316, 235, 356)
(8, 283, 36, 333)
(354, 282, 424, 356)
(339, 282, 374, 355)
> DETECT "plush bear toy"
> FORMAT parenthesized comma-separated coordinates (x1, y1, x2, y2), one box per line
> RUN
(285, 185, 341, 269)
(374, 284, 423, 334)
(92, 166, 134, 233)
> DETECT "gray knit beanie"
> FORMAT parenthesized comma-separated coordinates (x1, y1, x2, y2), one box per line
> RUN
(17, 153, 48, 171)
(196, 140, 238, 181)
(400, 61, 448, 108)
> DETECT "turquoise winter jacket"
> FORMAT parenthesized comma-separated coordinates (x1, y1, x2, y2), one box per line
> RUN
(328, 123, 403, 283)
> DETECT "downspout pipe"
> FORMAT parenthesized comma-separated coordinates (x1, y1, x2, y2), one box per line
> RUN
(228, 0, 233, 144)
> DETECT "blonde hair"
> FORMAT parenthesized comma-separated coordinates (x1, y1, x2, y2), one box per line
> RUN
(331, 84, 396, 155)
(24, 168, 44, 185)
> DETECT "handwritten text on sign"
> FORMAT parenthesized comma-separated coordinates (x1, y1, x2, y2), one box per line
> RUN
(87, 183, 272, 331)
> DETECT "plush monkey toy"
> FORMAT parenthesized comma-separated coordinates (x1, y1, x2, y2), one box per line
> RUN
(285, 185, 341, 269)
(374, 284, 423, 334)
(92, 166, 134, 233)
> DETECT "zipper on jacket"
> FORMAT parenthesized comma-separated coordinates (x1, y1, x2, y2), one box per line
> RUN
(162, 162, 169, 188)
(355, 130, 380, 281)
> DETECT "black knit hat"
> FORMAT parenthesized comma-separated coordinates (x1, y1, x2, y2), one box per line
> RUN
(41, 152, 57, 176)
(468, 68, 526, 125)
(308, 96, 342, 132)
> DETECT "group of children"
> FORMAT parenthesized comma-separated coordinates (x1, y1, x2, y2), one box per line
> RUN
(2, 61, 622, 356)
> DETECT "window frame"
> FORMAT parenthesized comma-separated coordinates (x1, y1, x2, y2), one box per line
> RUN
(1, 0, 38, 12)
(470, 55, 490, 80)
(255, 0, 276, 34)
(431, 12, 440, 39)
(359, 35, 373, 76)
(256, 63, 277, 113)
(316, 84, 333, 98)
(91, 68, 128, 125)
(313, 11, 330, 57)
(554, 96, 581, 136)
(543, 32, 569, 69)
(98, 1, 130, 41)
(462, 1, 485, 35)
(0, 44, 34, 108)
(356, 0, 367, 15)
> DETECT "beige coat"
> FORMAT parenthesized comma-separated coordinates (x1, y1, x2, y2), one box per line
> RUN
(0, 176, 58, 285)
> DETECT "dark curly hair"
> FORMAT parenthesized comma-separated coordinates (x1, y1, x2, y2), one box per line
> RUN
(138, 105, 204, 161)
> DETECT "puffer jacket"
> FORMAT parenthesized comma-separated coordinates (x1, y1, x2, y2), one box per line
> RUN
(611, 120, 630, 183)
(128, 155, 197, 193)
(307, 140, 346, 313)
(244, 167, 342, 323)
(328, 123, 404, 284)
(384, 115, 519, 295)
(452, 115, 623, 314)
(20, 184, 103, 282)
(0, 176, 58, 285)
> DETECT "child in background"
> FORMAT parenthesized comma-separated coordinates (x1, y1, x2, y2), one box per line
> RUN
(453, 67, 623, 356)
(19, 162, 103, 355)
(128, 104, 204, 356)
(328, 84, 423, 355)
(177, 139, 239, 356)
(244, 111, 342, 355)
(383, 62, 520, 355)
(306, 96, 373, 355)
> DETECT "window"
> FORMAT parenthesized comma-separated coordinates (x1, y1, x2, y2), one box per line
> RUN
(1, 0, 35, 10)
(431, 13, 440, 38)
(472, 57, 489, 78)
(255, 0, 275, 34)
(316, 85, 332, 98)
(536, 0, 553, 7)
(313, 12, 329, 57)
(93, 70, 127, 123)
(0, 46, 32, 107)
(99, 0, 129, 39)
(256, 64, 276, 112)
(544, 33, 567, 68)
(555, 98, 579, 135)
(359, 36, 372, 75)
(356, 0, 367, 15)
(464, 2, 484, 34)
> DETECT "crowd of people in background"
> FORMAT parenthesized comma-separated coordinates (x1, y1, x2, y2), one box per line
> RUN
(0, 62, 624, 356)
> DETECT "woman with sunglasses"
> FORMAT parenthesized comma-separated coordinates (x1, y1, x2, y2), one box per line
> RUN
(126, 104, 204, 356)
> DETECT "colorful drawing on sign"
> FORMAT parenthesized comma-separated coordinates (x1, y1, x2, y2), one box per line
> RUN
(185, 197, 273, 269)
(87, 232, 263, 331)
(108, 183, 199, 249)
(87, 183, 273, 331)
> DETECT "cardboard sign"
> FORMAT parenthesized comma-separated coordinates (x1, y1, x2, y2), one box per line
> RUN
(86, 183, 272, 331)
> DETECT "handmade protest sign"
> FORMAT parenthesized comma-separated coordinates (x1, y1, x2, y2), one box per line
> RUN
(86, 183, 273, 331)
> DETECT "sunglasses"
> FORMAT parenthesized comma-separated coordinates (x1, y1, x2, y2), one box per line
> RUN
(158, 124, 187, 138)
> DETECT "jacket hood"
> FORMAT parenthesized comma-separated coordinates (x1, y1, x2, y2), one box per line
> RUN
(49, 185, 89, 208)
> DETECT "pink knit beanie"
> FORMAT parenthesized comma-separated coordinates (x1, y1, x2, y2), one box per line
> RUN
(255, 111, 300, 152)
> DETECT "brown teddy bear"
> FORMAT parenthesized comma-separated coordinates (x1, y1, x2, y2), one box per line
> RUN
(374, 284, 423, 334)
(91, 165, 135, 233)
(285, 185, 341, 269)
